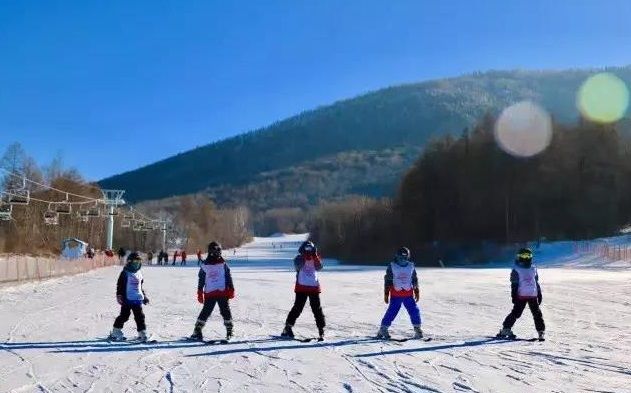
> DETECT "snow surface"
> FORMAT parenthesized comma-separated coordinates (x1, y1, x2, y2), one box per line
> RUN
(1, 234, 630, 392)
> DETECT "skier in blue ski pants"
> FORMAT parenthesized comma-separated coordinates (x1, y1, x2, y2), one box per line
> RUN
(377, 247, 424, 339)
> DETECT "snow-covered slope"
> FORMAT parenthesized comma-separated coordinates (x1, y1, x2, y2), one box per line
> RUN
(1, 235, 630, 392)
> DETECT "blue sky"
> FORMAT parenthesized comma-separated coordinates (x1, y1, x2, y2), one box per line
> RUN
(1, 0, 630, 180)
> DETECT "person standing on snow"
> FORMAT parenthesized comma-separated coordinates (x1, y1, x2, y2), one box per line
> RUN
(109, 252, 151, 342)
(196, 249, 203, 265)
(190, 242, 235, 341)
(181, 250, 187, 266)
(281, 241, 326, 341)
(376, 247, 423, 340)
(172, 250, 180, 265)
(497, 248, 546, 341)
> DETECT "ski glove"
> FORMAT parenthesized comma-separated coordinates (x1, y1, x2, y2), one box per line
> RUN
(197, 290, 204, 304)
(116, 295, 123, 305)
(143, 297, 150, 305)
(414, 287, 420, 302)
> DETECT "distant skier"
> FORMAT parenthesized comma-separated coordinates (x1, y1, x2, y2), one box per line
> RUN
(376, 247, 423, 340)
(173, 250, 180, 265)
(147, 251, 154, 264)
(181, 250, 187, 266)
(497, 248, 545, 341)
(117, 247, 126, 265)
(190, 242, 235, 341)
(281, 241, 326, 341)
(196, 249, 203, 265)
(109, 252, 150, 342)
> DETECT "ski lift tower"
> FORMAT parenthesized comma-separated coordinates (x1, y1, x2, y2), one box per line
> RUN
(101, 189, 125, 250)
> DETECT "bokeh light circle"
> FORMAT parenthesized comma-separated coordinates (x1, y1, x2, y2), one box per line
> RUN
(577, 73, 629, 123)
(494, 101, 553, 158)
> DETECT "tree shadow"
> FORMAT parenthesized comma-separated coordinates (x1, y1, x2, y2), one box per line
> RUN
(353, 338, 516, 358)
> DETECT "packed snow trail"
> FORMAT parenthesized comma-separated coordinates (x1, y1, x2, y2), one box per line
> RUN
(1, 235, 630, 392)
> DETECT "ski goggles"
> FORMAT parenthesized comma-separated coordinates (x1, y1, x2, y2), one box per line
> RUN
(517, 251, 533, 260)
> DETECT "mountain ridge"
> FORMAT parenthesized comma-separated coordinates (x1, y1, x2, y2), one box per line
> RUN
(99, 65, 631, 204)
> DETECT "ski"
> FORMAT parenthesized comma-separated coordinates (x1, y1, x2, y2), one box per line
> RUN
(374, 336, 433, 343)
(205, 339, 230, 345)
(490, 335, 540, 342)
(271, 335, 320, 343)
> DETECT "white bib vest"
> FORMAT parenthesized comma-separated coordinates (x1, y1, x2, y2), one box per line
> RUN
(514, 265, 538, 298)
(391, 262, 414, 291)
(125, 271, 144, 301)
(298, 259, 319, 287)
(202, 263, 226, 292)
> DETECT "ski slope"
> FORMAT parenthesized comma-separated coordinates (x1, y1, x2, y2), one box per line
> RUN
(1, 235, 630, 392)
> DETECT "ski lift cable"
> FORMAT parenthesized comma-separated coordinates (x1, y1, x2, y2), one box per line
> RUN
(0, 168, 101, 202)
(0, 191, 103, 206)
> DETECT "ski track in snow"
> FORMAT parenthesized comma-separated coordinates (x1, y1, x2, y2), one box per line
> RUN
(1, 234, 630, 392)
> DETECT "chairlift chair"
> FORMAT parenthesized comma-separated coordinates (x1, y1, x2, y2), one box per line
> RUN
(0, 201, 12, 221)
(55, 202, 72, 215)
(121, 219, 131, 228)
(6, 177, 30, 205)
(132, 221, 146, 231)
(43, 208, 59, 226)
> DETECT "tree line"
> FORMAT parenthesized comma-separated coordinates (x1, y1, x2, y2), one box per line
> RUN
(310, 116, 631, 265)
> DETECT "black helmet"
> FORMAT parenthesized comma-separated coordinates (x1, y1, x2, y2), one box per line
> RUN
(516, 248, 533, 267)
(299, 241, 316, 255)
(208, 241, 222, 258)
(396, 247, 411, 260)
(127, 252, 141, 262)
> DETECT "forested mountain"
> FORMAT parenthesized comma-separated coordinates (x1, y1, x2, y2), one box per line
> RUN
(99, 66, 631, 206)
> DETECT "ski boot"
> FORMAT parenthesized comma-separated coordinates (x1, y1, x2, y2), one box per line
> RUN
(318, 327, 325, 342)
(225, 320, 234, 342)
(537, 331, 545, 342)
(413, 325, 423, 339)
(496, 327, 516, 340)
(376, 326, 390, 340)
(190, 321, 204, 341)
(108, 327, 126, 342)
(280, 325, 294, 338)
(137, 330, 149, 342)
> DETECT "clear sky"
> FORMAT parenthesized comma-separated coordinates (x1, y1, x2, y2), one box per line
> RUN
(1, 0, 630, 180)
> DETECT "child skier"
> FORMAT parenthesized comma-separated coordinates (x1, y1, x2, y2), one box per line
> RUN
(497, 248, 546, 341)
(281, 241, 326, 341)
(376, 247, 423, 340)
(109, 252, 150, 341)
(190, 242, 235, 341)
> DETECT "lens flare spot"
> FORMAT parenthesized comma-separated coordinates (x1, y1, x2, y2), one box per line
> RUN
(577, 73, 629, 123)
(494, 101, 552, 158)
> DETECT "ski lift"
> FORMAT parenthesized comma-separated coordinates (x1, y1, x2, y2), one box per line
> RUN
(0, 200, 12, 221)
(43, 205, 59, 226)
(121, 219, 131, 228)
(55, 194, 72, 215)
(108, 208, 119, 217)
(145, 221, 156, 231)
(7, 177, 30, 205)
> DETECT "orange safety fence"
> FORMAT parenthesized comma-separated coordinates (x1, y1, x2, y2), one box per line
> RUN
(0, 254, 118, 284)
(573, 241, 631, 261)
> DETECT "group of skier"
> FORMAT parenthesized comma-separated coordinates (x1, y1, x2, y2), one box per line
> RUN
(109, 241, 545, 343)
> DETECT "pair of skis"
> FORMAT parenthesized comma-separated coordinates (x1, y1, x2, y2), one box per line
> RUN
(493, 334, 545, 342)
(106, 335, 158, 344)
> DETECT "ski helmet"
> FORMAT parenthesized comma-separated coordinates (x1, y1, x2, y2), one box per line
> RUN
(208, 241, 222, 258)
(396, 247, 411, 260)
(299, 241, 316, 255)
(126, 252, 142, 272)
(127, 252, 141, 262)
(516, 248, 533, 267)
